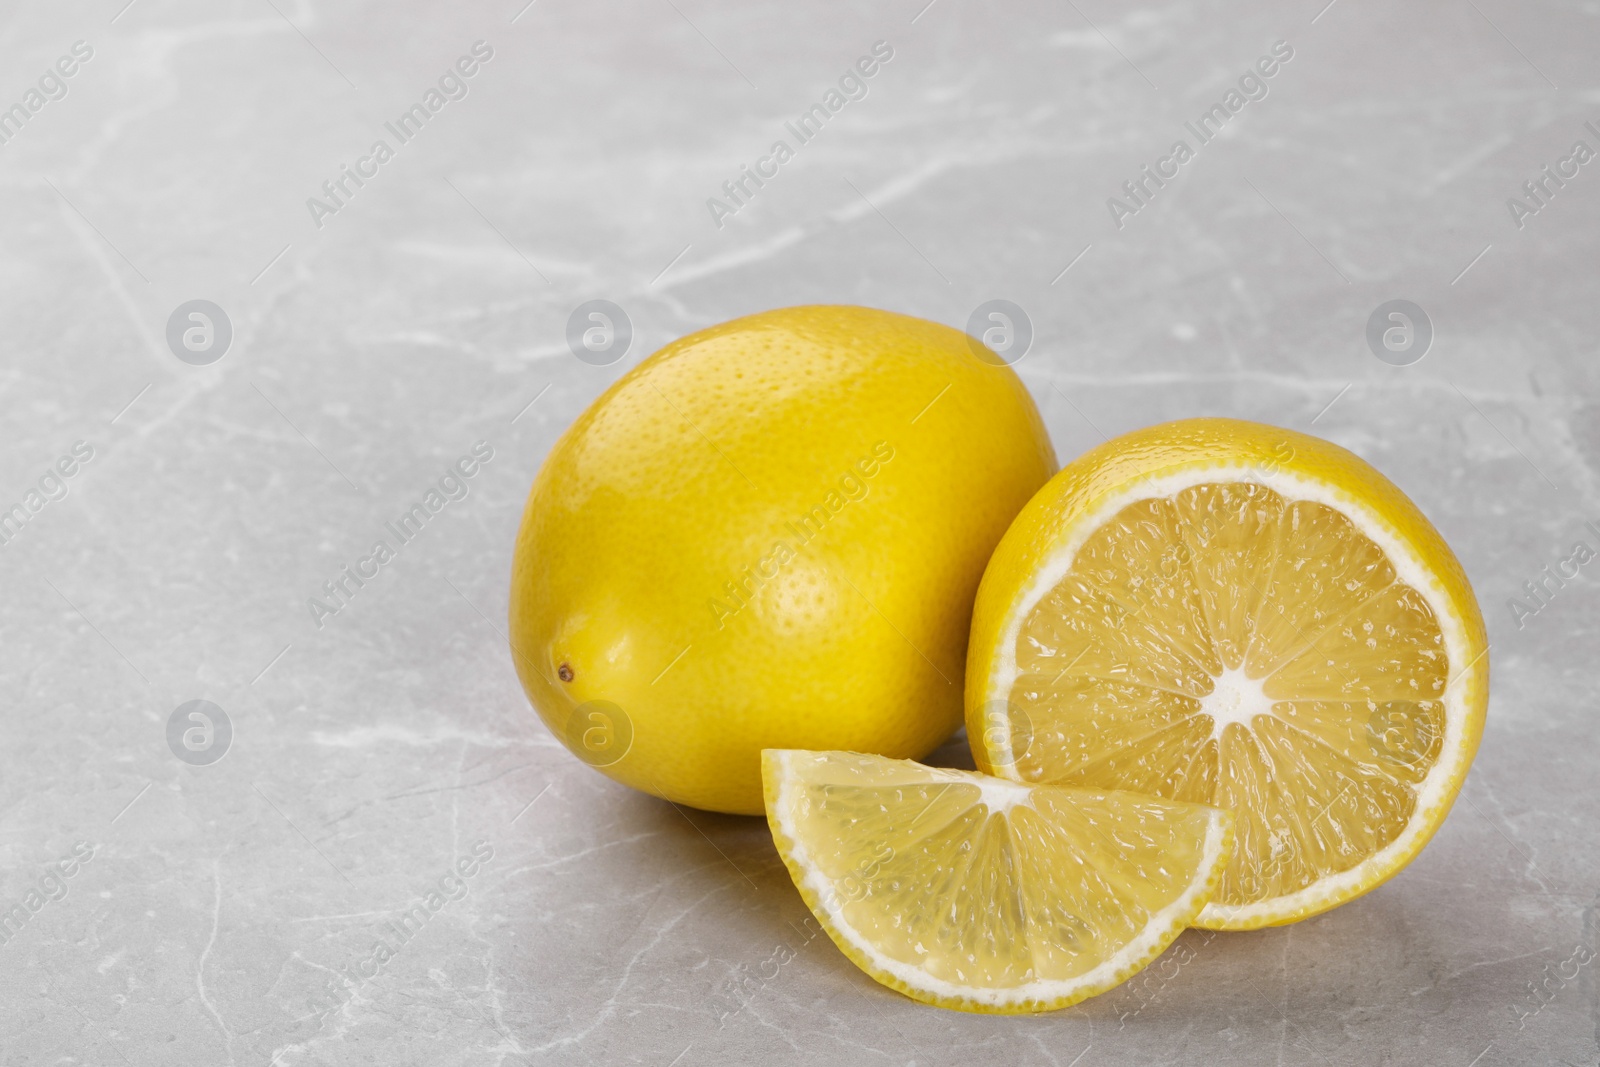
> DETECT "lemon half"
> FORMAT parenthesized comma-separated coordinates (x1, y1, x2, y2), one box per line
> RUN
(762, 749, 1232, 1013)
(966, 418, 1488, 929)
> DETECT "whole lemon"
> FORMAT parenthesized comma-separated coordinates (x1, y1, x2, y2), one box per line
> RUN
(509, 305, 1055, 814)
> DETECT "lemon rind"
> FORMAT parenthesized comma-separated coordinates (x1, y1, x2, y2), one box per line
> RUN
(762, 749, 1234, 1013)
(973, 462, 1485, 930)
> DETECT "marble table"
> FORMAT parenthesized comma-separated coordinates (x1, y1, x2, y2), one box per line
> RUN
(0, 0, 1595, 1063)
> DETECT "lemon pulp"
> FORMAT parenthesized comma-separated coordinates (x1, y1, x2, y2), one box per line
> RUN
(984, 470, 1485, 927)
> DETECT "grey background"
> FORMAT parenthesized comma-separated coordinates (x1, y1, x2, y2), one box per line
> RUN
(0, 0, 1595, 1063)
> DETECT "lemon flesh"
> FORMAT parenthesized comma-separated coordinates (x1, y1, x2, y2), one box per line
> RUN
(510, 306, 1055, 814)
(968, 419, 1488, 929)
(762, 749, 1231, 1013)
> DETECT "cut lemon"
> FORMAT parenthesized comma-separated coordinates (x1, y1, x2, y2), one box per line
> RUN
(761, 749, 1232, 1013)
(967, 418, 1488, 930)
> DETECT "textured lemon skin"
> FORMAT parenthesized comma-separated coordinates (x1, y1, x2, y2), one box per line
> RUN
(510, 306, 1056, 814)
(760, 749, 1234, 1014)
(965, 417, 1489, 927)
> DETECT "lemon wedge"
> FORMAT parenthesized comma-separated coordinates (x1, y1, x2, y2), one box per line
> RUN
(762, 749, 1231, 1013)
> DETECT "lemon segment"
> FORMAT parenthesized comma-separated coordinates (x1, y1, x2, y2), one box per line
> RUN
(762, 749, 1232, 1013)
(967, 419, 1488, 929)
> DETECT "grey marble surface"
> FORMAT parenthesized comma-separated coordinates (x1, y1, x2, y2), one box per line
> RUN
(0, 0, 1596, 1063)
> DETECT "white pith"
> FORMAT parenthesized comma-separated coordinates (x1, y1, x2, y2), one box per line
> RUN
(975, 777, 1034, 814)
(1198, 667, 1274, 741)
(768, 750, 1230, 1009)
(979, 464, 1478, 926)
